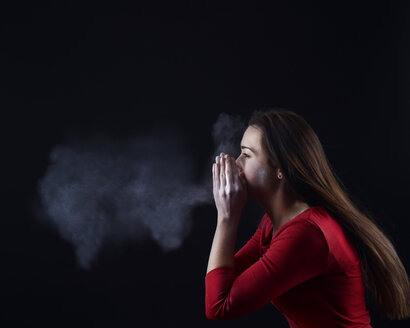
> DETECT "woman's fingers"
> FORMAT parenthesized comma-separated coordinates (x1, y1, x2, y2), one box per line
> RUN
(230, 157, 239, 186)
(225, 155, 232, 187)
(215, 153, 241, 194)
(213, 156, 218, 190)
(220, 154, 226, 188)
(212, 163, 215, 187)
(226, 155, 240, 187)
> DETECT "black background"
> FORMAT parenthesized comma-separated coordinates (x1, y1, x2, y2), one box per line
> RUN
(1, 1, 409, 327)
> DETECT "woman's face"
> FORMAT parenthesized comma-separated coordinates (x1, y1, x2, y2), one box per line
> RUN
(235, 125, 278, 198)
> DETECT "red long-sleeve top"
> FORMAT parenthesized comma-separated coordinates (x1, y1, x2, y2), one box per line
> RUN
(205, 205, 372, 328)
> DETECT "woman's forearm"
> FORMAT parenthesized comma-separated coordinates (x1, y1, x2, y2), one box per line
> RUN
(206, 216, 239, 274)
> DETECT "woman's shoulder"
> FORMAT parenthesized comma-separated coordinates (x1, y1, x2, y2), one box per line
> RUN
(307, 206, 361, 270)
(275, 206, 361, 272)
(259, 205, 355, 248)
(307, 206, 349, 240)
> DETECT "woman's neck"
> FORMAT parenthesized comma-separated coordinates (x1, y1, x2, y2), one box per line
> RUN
(260, 182, 310, 233)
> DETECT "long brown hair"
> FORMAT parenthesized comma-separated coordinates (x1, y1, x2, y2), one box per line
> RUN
(249, 108, 410, 320)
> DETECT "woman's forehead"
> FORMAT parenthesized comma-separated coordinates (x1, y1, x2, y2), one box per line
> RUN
(241, 126, 262, 148)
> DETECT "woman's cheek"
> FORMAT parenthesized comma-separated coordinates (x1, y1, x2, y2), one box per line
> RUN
(244, 162, 267, 187)
(254, 164, 270, 186)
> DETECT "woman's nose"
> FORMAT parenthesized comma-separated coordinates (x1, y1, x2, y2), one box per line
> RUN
(235, 157, 243, 171)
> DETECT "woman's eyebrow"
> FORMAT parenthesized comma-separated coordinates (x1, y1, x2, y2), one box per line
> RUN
(241, 145, 257, 154)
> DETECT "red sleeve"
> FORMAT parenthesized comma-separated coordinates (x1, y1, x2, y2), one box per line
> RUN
(233, 215, 266, 276)
(205, 220, 329, 321)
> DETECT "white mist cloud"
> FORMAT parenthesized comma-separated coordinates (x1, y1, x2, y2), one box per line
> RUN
(37, 114, 246, 269)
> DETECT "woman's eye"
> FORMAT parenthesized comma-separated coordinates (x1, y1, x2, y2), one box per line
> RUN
(242, 153, 249, 158)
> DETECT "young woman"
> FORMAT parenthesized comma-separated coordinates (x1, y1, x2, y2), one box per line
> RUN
(205, 109, 410, 327)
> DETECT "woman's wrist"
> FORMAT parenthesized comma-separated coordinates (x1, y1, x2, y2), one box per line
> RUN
(207, 219, 238, 273)
(217, 211, 241, 225)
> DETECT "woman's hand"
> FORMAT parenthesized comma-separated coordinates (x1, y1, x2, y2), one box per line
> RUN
(212, 152, 247, 223)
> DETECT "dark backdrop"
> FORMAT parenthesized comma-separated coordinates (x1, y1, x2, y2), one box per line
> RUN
(1, 2, 409, 327)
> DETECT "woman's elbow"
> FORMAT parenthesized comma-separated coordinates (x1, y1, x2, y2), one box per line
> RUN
(205, 310, 226, 321)
(205, 304, 231, 321)
(205, 312, 219, 321)
(206, 306, 222, 320)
